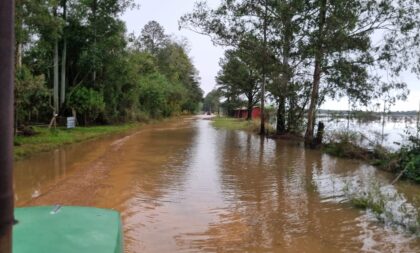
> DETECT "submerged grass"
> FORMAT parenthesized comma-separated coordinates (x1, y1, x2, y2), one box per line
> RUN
(323, 130, 420, 183)
(14, 124, 140, 160)
(323, 131, 378, 160)
(212, 117, 250, 130)
(212, 117, 275, 134)
(343, 179, 420, 234)
(323, 130, 401, 173)
(348, 192, 386, 216)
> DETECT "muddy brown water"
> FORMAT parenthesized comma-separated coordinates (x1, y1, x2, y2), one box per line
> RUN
(14, 117, 420, 252)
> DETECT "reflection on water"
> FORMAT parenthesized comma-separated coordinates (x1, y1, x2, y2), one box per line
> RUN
(15, 117, 420, 252)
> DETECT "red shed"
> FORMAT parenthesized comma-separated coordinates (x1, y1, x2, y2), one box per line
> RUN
(233, 106, 262, 119)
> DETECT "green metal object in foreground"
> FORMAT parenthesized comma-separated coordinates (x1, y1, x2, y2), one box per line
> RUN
(13, 206, 123, 253)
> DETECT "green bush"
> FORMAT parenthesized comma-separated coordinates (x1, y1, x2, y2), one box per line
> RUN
(403, 154, 420, 182)
(15, 66, 50, 124)
(139, 73, 174, 118)
(67, 86, 105, 125)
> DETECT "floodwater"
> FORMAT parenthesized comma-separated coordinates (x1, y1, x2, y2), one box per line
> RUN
(14, 117, 420, 252)
(321, 115, 418, 150)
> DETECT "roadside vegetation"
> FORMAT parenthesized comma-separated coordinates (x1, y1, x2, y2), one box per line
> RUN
(15, 10, 202, 126)
(14, 1, 203, 157)
(14, 124, 139, 160)
(16, 0, 203, 126)
(212, 117, 249, 131)
(212, 117, 275, 134)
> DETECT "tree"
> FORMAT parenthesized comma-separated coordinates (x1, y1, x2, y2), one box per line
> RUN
(15, 66, 50, 125)
(182, 0, 414, 143)
(60, 0, 67, 107)
(181, 0, 312, 134)
(67, 86, 105, 125)
(155, 39, 203, 113)
(138, 73, 173, 118)
(139, 20, 168, 54)
(53, 5, 60, 113)
(303, 0, 411, 146)
(303, 0, 328, 146)
(203, 89, 221, 114)
(216, 47, 260, 120)
(14, 4, 204, 127)
(262, 0, 311, 135)
(181, 0, 274, 132)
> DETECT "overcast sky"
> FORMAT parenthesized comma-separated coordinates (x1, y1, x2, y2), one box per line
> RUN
(122, 0, 420, 111)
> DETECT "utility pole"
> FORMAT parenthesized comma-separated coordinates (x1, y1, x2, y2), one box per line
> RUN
(0, 0, 15, 252)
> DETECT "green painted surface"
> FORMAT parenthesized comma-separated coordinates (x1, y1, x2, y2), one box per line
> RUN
(13, 206, 123, 253)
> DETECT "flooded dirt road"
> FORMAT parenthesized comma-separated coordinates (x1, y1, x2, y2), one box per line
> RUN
(15, 117, 420, 252)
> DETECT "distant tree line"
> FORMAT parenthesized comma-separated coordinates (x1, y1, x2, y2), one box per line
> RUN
(15, 0, 203, 128)
(181, 0, 420, 146)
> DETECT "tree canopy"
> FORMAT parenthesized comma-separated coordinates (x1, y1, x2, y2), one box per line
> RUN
(181, 0, 418, 144)
(15, 3, 203, 127)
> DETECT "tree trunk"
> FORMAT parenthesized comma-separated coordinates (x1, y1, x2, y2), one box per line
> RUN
(60, 39, 66, 106)
(276, 97, 286, 135)
(260, 0, 268, 135)
(314, 121, 325, 147)
(53, 38, 59, 113)
(92, 0, 97, 86)
(277, 9, 292, 135)
(15, 0, 22, 70)
(247, 108, 252, 120)
(247, 93, 253, 121)
(304, 0, 327, 147)
(287, 96, 296, 132)
(60, 0, 67, 106)
(278, 28, 291, 135)
(305, 60, 322, 145)
(16, 43, 22, 69)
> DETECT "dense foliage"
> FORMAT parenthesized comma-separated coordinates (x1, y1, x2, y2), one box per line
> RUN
(15, 1, 203, 126)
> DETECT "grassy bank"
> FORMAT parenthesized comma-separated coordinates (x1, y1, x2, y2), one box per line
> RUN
(323, 131, 420, 183)
(212, 117, 275, 134)
(212, 117, 250, 130)
(323, 133, 395, 172)
(14, 124, 140, 160)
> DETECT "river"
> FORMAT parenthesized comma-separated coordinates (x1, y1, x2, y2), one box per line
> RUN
(14, 117, 420, 252)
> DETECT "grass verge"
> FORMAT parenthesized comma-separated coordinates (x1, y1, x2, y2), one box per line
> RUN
(14, 124, 140, 160)
(212, 117, 275, 134)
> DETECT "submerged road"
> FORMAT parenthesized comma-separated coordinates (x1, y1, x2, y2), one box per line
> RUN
(15, 117, 420, 252)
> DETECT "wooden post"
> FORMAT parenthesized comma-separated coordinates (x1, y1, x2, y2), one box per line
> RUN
(0, 0, 15, 252)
